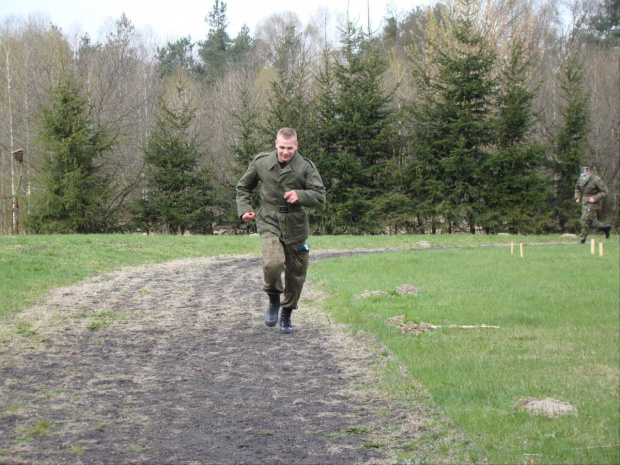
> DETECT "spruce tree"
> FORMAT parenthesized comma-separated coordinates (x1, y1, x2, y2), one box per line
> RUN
(303, 44, 339, 233)
(27, 74, 114, 233)
(311, 22, 395, 234)
(265, 24, 313, 136)
(552, 54, 590, 232)
(229, 75, 265, 171)
(134, 75, 216, 234)
(481, 40, 552, 233)
(408, 5, 496, 233)
(225, 73, 265, 233)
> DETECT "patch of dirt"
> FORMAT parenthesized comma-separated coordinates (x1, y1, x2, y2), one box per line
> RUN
(386, 316, 437, 336)
(0, 251, 480, 464)
(354, 290, 389, 299)
(395, 285, 419, 296)
(386, 316, 501, 335)
(515, 398, 578, 418)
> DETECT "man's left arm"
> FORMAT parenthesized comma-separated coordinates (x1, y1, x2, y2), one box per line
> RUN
(294, 164, 326, 207)
(592, 178, 609, 203)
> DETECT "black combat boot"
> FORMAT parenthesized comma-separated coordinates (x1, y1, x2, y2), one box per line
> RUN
(580, 235, 587, 244)
(265, 294, 280, 327)
(280, 307, 293, 334)
(601, 225, 611, 239)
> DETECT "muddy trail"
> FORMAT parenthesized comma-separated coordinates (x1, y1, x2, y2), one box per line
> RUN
(1, 250, 478, 465)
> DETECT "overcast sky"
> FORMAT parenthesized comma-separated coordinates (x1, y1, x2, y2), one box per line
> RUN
(1, 0, 431, 43)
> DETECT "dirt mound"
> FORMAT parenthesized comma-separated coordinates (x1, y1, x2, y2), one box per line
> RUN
(516, 398, 578, 418)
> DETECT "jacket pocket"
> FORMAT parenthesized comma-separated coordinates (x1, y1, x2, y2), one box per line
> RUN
(285, 210, 308, 241)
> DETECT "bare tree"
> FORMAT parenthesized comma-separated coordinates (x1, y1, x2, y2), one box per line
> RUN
(77, 14, 161, 217)
(0, 15, 73, 233)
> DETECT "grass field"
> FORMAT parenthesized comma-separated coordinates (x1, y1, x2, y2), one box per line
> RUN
(310, 241, 619, 464)
(0, 233, 566, 320)
(1, 233, 618, 464)
(0, 234, 260, 319)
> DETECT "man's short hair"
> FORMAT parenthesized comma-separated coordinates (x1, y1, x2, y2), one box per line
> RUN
(277, 128, 297, 140)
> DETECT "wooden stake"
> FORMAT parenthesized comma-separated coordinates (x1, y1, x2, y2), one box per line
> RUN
(591, 239, 596, 254)
(511, 242, 514, 254)
(599, 242, 604, 257)
(520, 243, 524, 258)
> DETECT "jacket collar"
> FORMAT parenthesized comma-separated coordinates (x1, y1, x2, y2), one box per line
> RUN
(268, 150, 302, 172)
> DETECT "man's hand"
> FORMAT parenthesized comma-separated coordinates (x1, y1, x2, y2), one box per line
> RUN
(242, 211, 255, 223)
(576, 198, 580, 203)
(283, 190, 298, 204)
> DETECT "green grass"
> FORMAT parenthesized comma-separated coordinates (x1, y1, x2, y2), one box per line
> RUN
(0, 234, 261, 319)
(2, 232, 615, 464)
(15, 418, 53, 442)
(310, 241, 620, 464)
(0, 233, 564, 320)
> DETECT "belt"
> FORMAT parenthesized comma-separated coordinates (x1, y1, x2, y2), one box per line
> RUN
(262, 203, 303, 213)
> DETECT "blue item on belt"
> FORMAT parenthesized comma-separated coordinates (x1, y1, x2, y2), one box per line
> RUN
(297, 244, 310, 252)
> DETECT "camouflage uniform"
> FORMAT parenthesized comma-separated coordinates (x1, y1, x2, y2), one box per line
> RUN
(574, 173, 609, 242)
(236, 150, 325, 310)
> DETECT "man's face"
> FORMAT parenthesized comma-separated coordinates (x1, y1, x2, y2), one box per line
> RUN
(275, 136, 298, 164)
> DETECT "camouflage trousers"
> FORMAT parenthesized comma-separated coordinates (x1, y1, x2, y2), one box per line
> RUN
(580, 207, 605, 241)
(260, 232, 309, 310)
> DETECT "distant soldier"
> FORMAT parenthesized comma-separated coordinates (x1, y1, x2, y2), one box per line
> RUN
(236, 128, 325, 334)
(574, 166, 611, 243)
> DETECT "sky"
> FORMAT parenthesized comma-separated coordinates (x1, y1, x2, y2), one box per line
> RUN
(1, 0, 431, 43)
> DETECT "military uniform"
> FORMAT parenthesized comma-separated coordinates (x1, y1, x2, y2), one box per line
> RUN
(574, 173, 609, 242)
(236, 150, 325, 311)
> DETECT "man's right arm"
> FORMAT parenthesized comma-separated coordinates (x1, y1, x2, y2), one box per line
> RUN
(236, 161, 259, 219)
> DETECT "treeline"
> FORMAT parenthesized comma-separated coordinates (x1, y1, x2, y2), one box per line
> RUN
(1, 0, 618, 235)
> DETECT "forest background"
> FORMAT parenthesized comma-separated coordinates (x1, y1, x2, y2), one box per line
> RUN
(1, 0, 618, 236)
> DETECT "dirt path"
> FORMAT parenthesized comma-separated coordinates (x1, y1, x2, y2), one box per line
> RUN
(1, 251, 478, 465)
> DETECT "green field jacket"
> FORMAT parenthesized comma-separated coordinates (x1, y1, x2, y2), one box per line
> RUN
(236, 150, 325, 244)
(574, 175, 608, 211)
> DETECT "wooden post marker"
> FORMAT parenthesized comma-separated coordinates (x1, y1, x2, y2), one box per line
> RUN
(591, 239, 595, 254)
(520, 243, 524, 258)
(599, 242, 604, 257)
(511, 242, 514, 255)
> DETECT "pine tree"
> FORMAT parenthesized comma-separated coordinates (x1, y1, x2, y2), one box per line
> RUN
(229, 25, 253, 63)
(198, 0, 231, 83)
(26, 74, 114, 233)
(157, 37, 200, 78)
(134, 74, 216, 234)
(585, 0, 620, 47)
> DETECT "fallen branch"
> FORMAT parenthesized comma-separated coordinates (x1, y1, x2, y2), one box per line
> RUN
(387, 315, 500, 335)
